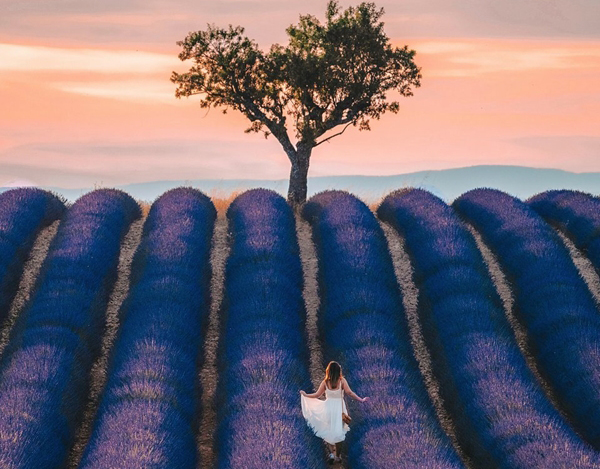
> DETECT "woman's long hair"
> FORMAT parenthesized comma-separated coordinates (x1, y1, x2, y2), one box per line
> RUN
(325, 361, 342, 389)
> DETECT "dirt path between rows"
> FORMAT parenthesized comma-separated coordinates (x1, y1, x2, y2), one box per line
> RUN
(296, 215, 351, 467)
(197, 214, 230, 468)
(68, 215, 147, 468)
(380, 221, 471, 467)
(554, 229, 600, 306)
(295, 216, 325, 390)
(0, 219, 61, 356)
(466, 223, 574, 428)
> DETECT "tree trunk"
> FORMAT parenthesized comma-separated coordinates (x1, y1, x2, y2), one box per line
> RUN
(287, 147, 311, 209)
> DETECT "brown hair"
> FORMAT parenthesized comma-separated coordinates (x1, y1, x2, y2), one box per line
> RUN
(325, 361, 342, 389)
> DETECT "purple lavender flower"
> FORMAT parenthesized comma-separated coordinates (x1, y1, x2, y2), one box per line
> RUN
(0, 189, 140, 468)
(216, 189, 322, 469)
(0, 188, 66, 318)
(80, 187, 216, 468)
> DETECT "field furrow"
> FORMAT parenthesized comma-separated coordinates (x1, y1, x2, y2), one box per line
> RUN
(198, 212, 230, 469)
(0, 188, 66, 322)
(295, 215, 327, 400)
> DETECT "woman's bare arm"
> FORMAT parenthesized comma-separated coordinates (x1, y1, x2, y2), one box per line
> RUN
(301, 380, 326, 398)
(342, 378, 369, 402)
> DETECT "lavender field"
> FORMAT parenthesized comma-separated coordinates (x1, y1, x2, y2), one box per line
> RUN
(1, 186, 600, 468)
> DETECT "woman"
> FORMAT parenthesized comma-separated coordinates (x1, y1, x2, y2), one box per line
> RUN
(300, 361, 369, 464)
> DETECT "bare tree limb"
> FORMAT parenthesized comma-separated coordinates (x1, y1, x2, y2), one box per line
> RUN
(313, 121, 354, 147)
(241, 99, 298, 159)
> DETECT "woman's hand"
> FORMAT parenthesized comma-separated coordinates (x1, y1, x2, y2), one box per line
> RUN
(300, 390, 307, 396)
(360, 396, 369, 403)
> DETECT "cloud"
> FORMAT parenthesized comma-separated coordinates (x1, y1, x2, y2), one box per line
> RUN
(52, 79, 176, 104)
(0, 43, 177, 73)
(415, 42, 479, 55)
(1, 0, 599, 50)
(0, 139, 290, 188)
(449, 45, 600, 75)
(413, 39, 600, 77)
(0, 43, 182, 104)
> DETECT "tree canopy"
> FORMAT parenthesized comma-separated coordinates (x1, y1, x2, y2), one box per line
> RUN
(172, 0, 421, 206)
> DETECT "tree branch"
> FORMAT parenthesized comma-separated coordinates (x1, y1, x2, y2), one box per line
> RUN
(313, 120, 354, 147)
(241, 99, 298, 159)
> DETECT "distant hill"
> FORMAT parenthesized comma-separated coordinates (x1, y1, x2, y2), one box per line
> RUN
(2, 165, 600, 203)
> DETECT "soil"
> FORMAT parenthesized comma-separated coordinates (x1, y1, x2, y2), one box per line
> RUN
(466, 223, 572, 427)
(197, 214, 230, 468)
(295, 215, 325, 389)
(380, 220, 471, 467)
(554, 229, 600, 306)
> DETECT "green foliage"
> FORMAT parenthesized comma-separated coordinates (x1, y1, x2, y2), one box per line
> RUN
(171, 1, 421, 150)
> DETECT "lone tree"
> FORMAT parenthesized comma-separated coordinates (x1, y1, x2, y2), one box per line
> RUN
(172, 0, 421, 207)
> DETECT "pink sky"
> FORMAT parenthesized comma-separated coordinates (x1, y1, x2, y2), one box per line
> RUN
(0, 0, 599, 188)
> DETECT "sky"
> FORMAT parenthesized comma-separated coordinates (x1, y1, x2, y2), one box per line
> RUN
(0, 0, 599, 189)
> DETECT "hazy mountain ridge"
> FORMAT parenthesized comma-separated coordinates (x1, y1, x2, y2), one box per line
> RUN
(2, 165, 600, 203)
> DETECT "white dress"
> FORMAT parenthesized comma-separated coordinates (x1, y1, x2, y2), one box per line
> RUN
(301, 385, 350, 444)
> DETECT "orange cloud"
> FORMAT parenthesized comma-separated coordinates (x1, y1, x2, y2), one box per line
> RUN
(51, 80, 176, 104)
(407, 38, 600, 77)
(0, 43, 177, 73)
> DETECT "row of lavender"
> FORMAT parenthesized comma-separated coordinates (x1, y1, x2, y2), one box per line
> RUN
(529, 190, 600, 279)
(79, 188, 216, 467)
(378, 188, 599, 467)
(0, 189, 65, 320)
(0, 189, 141, 467)
(303, 191, 463, 468)
(215, 189, 322, 468)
